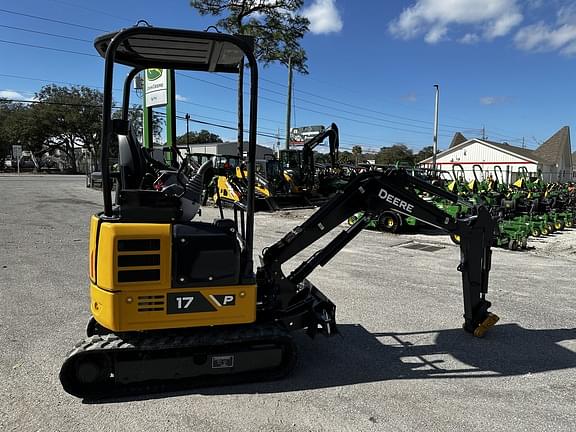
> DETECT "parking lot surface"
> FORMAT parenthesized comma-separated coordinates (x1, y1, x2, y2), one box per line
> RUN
(0, 175, 574, 432)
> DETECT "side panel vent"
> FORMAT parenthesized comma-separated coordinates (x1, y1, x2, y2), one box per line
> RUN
(118, 254, 161, 267)
(118, 269, 161, 283)
(137, 295, 165, 312)
(118, 239, 160, 252)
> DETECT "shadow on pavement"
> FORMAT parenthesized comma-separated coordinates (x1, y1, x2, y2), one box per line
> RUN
(87, 323, 575, 403)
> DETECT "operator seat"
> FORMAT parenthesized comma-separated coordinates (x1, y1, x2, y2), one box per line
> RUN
(115, 119, 147, 190)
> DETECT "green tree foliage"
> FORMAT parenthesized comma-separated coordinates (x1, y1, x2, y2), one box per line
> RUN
(352, 145, 362, 166)
(190, 0, 310, 155)
(17, 85, 105, 173)
(0, 99, 30, 160)
(190, 0, 309, 71)
(375, 144, 415, 166)
(414, 145, 434, 162)
(313, 151, 330, 164)
(317, 150, 355, 165)
(176, 129, 223, 145)
(338, 151, 355, 165)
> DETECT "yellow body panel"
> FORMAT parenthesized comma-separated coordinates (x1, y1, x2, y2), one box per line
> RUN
(95, 222, 172, 292)
(88, 215, 100, 283)
(89, 216, 256, 332)
(215, 176, 241, 202)
(90, 283, 257, 331)
(283, 172, 303, 193)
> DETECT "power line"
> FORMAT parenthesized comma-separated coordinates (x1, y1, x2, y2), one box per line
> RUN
(1, 77, 430, 149)
(0, 39, 99, 57)
(214, 71, 481, 133)
(0, 73, 120, 92)
(217, 71, 477, 131)
(0, 8, 507, 141)
(44, 0, 133, 24)
(0, 98, 280, 141)
(0, 15, 480, 138)
(177, 72, 455, 138)
(0, 16, 485, 143)
(0, 7, 107, 32)
(0, 24, 93, 43)
(1, 98, 429, 151)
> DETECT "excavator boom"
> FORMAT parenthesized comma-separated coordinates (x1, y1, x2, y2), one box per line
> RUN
(258, 169, 497, 335)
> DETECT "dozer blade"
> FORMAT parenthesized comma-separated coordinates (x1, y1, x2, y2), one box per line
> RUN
(60, 324, 296, 399)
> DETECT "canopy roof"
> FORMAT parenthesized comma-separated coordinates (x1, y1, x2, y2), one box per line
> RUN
(94, 27, 253, 73)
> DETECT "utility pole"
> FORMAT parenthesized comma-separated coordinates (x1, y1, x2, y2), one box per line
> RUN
(432, 84, 439, 176)
(237, 58, 244, 159)
(285, 56, 293, 150)
(185, 113, 190, 148)
(276, 128, 281, 156)
(481, 125, 486, 140)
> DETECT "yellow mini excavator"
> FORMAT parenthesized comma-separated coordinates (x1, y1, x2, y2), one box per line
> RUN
(60, 26, 499, 398)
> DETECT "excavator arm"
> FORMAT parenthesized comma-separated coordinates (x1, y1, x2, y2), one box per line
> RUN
(301, 123, 340, 168)
(257, 168, 498, 337)
(299, 123, 340, 189)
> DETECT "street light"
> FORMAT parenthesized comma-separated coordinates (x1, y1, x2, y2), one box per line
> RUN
(185, 113, 190, 148)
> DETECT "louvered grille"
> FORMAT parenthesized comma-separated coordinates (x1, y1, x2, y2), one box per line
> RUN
(137, 295, 165, 312)
(117, 238, 162, 284)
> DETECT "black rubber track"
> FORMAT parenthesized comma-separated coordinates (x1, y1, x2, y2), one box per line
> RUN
(60, 323, 297, 399)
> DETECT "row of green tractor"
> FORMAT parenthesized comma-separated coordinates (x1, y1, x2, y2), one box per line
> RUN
(349, 164, 576, 251)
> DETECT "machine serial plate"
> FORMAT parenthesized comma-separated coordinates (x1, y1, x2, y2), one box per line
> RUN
(211, 355, 234, 368)
(166, 292, 217, 314)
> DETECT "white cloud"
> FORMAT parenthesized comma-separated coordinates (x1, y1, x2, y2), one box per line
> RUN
(425, 26, 448, 43)
(175, 94, 188, 102)
(0, 90, 27, 100)
(460, 33, 480, 44)
(514, 4, 576, 55)
(303, 0, 343, 34)
(480, 96, 508, 105)
(388, 0, 522, 44)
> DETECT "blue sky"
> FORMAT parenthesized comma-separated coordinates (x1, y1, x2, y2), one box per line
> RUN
(1, 0, 575, 153)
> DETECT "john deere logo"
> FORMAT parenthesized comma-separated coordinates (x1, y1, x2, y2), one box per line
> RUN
(146, 69, 163, 81)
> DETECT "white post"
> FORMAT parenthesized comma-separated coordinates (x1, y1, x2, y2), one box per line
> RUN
(432, 85, 439, 177)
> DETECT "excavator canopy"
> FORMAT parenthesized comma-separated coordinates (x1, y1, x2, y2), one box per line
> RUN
(94, 27, 253, 73)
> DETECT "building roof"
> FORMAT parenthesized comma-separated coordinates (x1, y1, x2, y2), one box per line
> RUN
(533, 126, 571, 166)
(449, 132, 467, 148)
(428, 127, 572, 167)
(419, 138, 540, 164)
(480, 139, 541, 162)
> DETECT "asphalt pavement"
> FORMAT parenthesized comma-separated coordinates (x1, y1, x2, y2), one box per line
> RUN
(0, 174, 574, 432)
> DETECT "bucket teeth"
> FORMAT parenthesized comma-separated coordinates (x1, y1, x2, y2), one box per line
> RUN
(473, 313, 500, 338)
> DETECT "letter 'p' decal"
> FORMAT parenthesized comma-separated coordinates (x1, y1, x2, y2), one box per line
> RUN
(210, 294, 236, 307)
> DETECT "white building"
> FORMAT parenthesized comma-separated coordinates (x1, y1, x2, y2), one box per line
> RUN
(181, 142, 274, 160)
(419, 126, 572, 183)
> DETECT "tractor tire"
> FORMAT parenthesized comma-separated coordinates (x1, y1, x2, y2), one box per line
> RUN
(547, 223, 555, 233)
(450, 233, 461, 245)
(508, 239, 518, 251)
(531, 228, 541, 237)
(565, 219, 573, 228)
(541, 226, 549, 236)
(521, 238, 528, 249)
(348, 215, 360, 226)
(377, 212, 401, 233)
(557, 220, 565, 231)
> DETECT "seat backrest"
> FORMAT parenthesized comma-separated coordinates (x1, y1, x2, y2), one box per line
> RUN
(115, 119, 146, 189)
